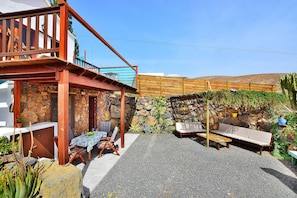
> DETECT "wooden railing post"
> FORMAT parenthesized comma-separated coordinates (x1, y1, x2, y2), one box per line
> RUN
(59, 1, 68, 60)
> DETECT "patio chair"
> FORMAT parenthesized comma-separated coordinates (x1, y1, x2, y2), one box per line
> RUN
(97, 126, 120, 158)
(53, 136, 87, 164)
(100, 121, 111, 134)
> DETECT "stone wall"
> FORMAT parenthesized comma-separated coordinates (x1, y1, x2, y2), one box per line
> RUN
(20, 82, 136, 136)
(129, 96, 273, 133)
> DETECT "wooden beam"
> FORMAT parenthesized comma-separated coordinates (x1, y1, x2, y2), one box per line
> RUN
(58, 70, 69, 165)
(120, 88, 125, 148)
(69, 73, 123, 91)
(13, 81, 21, 127)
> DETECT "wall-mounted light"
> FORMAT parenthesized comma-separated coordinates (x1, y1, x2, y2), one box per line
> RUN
(80, 89, 86, 96)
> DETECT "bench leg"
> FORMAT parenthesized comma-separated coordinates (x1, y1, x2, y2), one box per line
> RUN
(226, 142, 230, 148)
(216, 143, 220, 150)
(292, 157, 297, 166)
(259, 147, 263, 155)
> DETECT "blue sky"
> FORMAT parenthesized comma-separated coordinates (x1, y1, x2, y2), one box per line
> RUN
(67, 0, 297, 78)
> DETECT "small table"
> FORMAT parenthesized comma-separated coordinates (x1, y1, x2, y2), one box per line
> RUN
(288, 150, 297, 165)
(70, 131, 107, 160)
(196, 133, 232, 150)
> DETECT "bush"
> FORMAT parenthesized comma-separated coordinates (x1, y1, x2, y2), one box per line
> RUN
(271, 112, 297, 160)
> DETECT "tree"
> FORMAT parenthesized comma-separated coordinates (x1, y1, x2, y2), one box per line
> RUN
(280, 73, 297, 109)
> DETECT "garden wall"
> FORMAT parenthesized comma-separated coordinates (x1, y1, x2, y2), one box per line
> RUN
(129, 96, 273, 133)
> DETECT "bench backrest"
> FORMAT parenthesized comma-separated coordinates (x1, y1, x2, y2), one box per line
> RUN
(234, 126, 250, 137)
(219, 123, 272, 144)
(176, 122, 204, 130)
(218, 123, 233, 132)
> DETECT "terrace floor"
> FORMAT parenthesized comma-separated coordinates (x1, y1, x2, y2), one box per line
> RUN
(79, 133, 297, 197)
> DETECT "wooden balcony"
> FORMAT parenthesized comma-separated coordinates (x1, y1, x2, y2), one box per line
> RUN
(0, 2, 138, 90)
(0, 1, 137, 165)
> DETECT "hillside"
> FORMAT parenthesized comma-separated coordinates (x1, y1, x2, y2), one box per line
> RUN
(195, 73, 287, 93)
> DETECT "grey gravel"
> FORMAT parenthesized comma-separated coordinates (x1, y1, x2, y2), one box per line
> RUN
(91, 134, 297, 198)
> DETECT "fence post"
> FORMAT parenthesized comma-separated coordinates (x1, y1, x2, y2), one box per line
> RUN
(160, 76, 162, 97)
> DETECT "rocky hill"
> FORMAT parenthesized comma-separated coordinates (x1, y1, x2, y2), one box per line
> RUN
(195, 73, 287, 93)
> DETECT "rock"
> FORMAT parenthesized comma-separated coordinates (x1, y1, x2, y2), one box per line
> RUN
(21, 111, 38, 124)
(110, 105, 120, 118)
(131, 116, 139, 126)
(38, 160, 83, 198)
(137, 109, 149, 117)
(145, 116, 156, 126)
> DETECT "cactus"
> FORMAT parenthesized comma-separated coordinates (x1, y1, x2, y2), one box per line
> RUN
(280, 73, 297, 109)
(0, 122, 43, 197)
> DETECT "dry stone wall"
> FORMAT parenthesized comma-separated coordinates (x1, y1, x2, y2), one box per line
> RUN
(129, 96, 273, 133)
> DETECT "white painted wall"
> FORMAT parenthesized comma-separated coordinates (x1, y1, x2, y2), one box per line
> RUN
(0, 81, 14, 127)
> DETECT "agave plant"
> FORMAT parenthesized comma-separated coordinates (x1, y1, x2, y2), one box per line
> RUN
(0, 123, 43, 197)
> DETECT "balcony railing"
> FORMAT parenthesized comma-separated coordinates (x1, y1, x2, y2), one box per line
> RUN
(0, 2, 137, 88)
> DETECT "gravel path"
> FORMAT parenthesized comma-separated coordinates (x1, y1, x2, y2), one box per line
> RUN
(91, 134, 297, 198)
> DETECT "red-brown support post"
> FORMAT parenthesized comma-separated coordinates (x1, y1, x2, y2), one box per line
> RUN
(58, 70, 69, 165)
(59, 1, 68, 60)
(120, 88, 125, 148)
(13, 81, 21, 127)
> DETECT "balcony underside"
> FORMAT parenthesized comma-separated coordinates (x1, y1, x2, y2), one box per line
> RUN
(0, 57, 137, 92)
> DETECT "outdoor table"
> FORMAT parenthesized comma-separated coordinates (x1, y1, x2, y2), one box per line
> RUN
(196, 132, 232, 150)
(70, 131, 107, 160)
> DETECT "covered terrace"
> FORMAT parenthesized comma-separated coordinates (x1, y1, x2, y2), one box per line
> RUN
(0, 0, 138, 165)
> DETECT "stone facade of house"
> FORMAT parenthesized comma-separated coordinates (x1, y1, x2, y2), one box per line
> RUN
(20, 82, 136, 136)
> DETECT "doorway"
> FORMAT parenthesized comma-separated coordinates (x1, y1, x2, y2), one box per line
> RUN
(89, 96, 97, 131)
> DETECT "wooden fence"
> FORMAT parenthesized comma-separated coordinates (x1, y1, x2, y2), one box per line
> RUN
(137, 75, 277, 97)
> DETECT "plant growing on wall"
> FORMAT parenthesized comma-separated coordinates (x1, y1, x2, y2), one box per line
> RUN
(151, 97, 168, 133)
(129, 123, 141, 133)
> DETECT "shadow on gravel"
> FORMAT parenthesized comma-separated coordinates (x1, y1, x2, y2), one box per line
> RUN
(261, 167, 297, 194)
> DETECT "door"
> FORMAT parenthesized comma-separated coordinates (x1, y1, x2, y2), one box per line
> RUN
(89, 96, 97, 131)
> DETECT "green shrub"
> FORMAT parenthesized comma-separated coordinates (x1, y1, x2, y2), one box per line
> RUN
(271, 112, 297, 160)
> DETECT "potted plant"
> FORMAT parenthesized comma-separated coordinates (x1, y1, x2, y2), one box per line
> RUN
(16, 115, 26, 128)
(231, 108, 238, 118)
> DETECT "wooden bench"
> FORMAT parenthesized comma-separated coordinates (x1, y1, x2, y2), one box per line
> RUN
(288, 150, 297, 165)
(175, 122, 206, 138)
(211, 123, 272, 155)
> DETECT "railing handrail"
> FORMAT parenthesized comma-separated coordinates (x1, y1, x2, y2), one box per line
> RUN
(0, 6, 60, 19)
(61, 1, 136, 72)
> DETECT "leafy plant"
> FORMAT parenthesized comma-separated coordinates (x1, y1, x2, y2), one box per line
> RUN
(129, 123, 141, 133)
(0, 136, 18, 156)
(271, 112, 297, 160)
(206, 90, 287, 110)
(16, 115, 26, 124)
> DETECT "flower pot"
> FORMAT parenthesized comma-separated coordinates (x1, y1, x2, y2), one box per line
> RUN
(278, 119, 287, 125)
(231, 112, 238, 118)
(16, 123, 23, 128)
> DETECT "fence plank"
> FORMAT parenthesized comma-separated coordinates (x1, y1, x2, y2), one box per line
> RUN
(137, 75, 276, 97)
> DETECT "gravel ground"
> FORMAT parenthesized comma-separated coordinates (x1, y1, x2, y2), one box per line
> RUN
(91, 134, 297, 198)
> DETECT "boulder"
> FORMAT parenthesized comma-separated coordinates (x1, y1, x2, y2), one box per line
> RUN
(38, 160, 83, 198)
